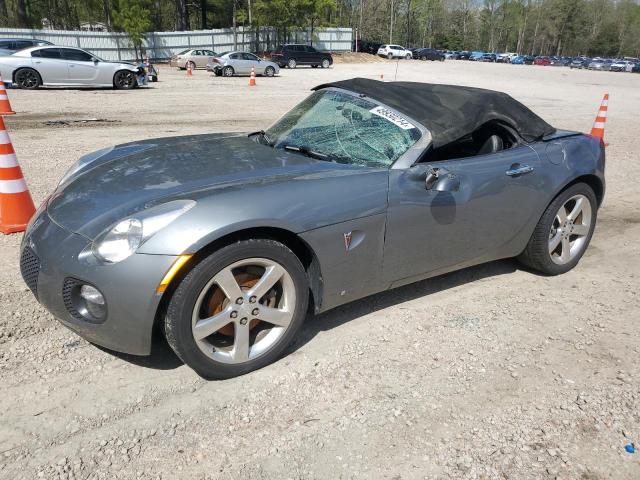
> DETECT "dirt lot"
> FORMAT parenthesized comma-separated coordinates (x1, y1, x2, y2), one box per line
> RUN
(1, 60, 639, 480)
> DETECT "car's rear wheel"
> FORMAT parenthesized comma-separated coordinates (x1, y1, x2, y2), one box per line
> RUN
(405, 53, 411, 60)
(186, 61, 196, 70)
(321, 58, 330, 68)
(164, 239, 309, 379)
(387, 53, 393, 59)
(14, 68, 41, 89)
(420, 55, 426, 61)
(264, 66, 275, 77)
(287, 59, 297, 69)
(222, 66, 234, 77)
(113, 70, 136, 89)
(518, 183, 597, 275)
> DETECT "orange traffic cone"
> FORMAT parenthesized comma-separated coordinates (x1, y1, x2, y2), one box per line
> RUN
(249, 66, 256, 86)
(590, 93, 608, 142)
(186, 64, 193, 76)
(0, 116, 35, 234)
(0, 75, 16, 115)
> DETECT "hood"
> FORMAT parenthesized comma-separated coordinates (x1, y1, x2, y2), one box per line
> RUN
(47, 134, 331, 238)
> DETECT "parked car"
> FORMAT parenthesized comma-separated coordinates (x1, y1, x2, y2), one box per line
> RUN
(511, 55, 534, 65)
(610, 60, 634, 72)
(355, 40, 382, 55)
(443, 51, 459, 59)
(208, 51, 279, 77)
(469, 51, 485, 61)
(588, 59, 612, 71)
(457, 51, 472, 60)
(569, 58, 590, 69)
(0, 38, 53, 54)
(21, 78, 605, 379)
(377, 44, 413, 59)
(479, 53, 497, 62)
(632, 63, 640, 73)
(270, 44, 333, 69)
(0, 46, 143, 89)
(497, 52, 517, 63)
(169, 49, 217, 70)
(534, 56, 551, 66)
(414, 48, 444, 61)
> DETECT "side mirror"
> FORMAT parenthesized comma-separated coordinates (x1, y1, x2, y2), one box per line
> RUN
(425, 167, 440, 190)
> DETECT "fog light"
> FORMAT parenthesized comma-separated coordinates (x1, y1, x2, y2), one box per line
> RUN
(79, 284, 106, 320)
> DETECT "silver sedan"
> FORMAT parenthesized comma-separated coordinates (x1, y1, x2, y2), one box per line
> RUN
(208, 51, 279, 77)
(0, 46, 143, 89)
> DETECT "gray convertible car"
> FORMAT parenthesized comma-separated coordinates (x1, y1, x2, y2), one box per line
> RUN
(20, 79, 605, 379)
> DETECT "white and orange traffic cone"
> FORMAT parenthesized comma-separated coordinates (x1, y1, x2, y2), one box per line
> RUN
(590, 93, 608, 143)
(0, 75, 16, 115)
(0, 116, 35, 234)
(186, 64, 193, 76)
(249, 66, 256, 86)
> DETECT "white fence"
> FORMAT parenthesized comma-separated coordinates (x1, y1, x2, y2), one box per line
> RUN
(0, 27, 353, 61)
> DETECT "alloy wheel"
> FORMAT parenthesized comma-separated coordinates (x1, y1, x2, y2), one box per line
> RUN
(16, 69, 40, 89)
(114, 71, 136, 89)
(548, 194, 592, 265)
(223, 66, 234, 77)
(265, 66, 275, 77)
(191, 258, 296, 364)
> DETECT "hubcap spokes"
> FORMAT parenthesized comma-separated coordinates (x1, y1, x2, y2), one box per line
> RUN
(549, 194, 592, 265)
(192, 258, 296, 364)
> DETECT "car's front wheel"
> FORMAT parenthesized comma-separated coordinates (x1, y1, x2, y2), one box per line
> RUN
(264, 66, 275, 77)
(14, 68, 41, 89)
(518, 183, 597, 275)
(164, 239, 309, 379)
(113, 70, 137, 89)
(321, 58, 330, 68)
(287, 59, 297, 69)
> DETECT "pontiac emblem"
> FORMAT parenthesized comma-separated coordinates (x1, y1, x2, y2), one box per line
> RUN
(343, 232, 353, 251)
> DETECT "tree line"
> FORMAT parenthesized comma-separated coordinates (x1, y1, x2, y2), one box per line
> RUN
(1, 0, 639, 57)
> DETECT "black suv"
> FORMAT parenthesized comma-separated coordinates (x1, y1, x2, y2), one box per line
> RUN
(414, 48, 444, 61)
(271, 44, 333, 69)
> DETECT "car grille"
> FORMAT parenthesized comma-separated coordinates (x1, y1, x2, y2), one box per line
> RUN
(20, 247, 41, 297)
(62, 278, 84, 321)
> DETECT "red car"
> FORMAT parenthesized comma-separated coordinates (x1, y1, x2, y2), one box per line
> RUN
(534, 56, 551, 66)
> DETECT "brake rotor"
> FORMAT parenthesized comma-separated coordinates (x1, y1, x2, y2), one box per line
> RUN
(206, 271, 277, 337)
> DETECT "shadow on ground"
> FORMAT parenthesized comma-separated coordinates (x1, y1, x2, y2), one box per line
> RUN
(96, 258, 519, 372)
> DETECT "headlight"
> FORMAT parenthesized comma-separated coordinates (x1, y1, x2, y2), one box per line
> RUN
(92, 200, 195, 264)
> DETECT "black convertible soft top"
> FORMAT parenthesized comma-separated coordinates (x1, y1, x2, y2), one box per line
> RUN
(313, 78, 555, 148)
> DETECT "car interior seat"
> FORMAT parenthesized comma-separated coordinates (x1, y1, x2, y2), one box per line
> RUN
(477, 134, 504, 155)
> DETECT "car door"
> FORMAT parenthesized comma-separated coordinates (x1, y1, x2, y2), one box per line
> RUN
(306, 46, 319, 64)
(242, 52, 261, 72)
(227, 52, 246, 73)
(383, 145, 542, 284)
(30, 48, 68, 84)
(59, 48, 99, 84)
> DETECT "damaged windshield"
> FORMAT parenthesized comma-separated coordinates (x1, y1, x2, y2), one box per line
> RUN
(265, 89, 422, 167)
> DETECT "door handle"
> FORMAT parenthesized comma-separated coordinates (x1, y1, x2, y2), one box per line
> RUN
(34, 61, 41, 64)
(505, 164, 534, 176)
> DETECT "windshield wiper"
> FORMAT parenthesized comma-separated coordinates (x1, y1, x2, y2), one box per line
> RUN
(249, 130, 273, 146)
(282, 144, 331, 161)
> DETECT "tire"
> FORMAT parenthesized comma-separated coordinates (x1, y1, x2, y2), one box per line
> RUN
(518, 183, 597, 275)
(321, 58, 330, 68)
(186, 61, 196, 70)
(420, 56, 426, 61)
(287, 58, 297, 69)
(113, 70, 136, 89)
(164, 239, 309, 380)
(222, 66, 234, 77)
(387, 53, 393, 59)
(405, 53, 411, 60)
(14, 68, 41, 89)
(264, 66, 275, 77)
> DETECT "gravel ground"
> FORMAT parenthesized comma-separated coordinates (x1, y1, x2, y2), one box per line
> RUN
(1, 61, 639, 480)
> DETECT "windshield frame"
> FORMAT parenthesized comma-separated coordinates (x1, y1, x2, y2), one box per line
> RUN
(264, 87, 431, 170)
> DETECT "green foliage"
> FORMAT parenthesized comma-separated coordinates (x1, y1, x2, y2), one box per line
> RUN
(1, 0, 639, 56)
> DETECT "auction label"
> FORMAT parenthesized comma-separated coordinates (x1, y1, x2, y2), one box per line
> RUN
(369, 106, 415, 130)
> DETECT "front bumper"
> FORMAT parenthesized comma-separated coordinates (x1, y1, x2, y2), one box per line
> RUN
(21, 211, 178, 355)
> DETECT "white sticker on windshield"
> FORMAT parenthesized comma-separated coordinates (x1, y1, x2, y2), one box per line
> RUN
(369, 106, 415, 130)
